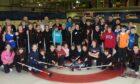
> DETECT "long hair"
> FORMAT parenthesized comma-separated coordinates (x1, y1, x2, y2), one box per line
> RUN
(16, 47, 26, 58)
(4, 43, 14, 56)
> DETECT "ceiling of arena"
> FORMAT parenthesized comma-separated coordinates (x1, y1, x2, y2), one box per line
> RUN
(0, 0, 139, 12)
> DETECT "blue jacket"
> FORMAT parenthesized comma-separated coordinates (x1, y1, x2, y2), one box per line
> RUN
(28, 51, 39, 67)
(128, 34, 136, 49)
(52, 30, 62, 44)
(65, 21, 73, 31)
(5, 33, 16, 48)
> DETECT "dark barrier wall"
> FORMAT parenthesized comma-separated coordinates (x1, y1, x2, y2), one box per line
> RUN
(0, 11, 66, 20)
(93, 11, 140, 23)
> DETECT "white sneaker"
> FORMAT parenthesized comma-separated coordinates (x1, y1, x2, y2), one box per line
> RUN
(130, 69, 135, 72)
(0, 65, 4, 68)
(135, 72, 139, 75)
(28, 67, 32, 71)
(10, 68, 13, 72)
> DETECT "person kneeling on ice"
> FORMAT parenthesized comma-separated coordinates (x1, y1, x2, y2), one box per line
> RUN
(14, 47, 28, 72)
(1, 44, 15, 73)
(87, 40, 101, 67)
(100, 48, 114, 70)
(28, 44, 52, 76)
(55, 44, 66, 66)
(128, 45, 140, 75)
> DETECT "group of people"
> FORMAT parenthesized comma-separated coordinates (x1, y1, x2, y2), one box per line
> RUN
(0, 15, 140, 76)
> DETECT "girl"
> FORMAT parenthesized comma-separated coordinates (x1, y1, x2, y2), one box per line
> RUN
(44, 25, 52, 52)
(35, 25, 44, 50)
(17, 25, 26, 47)
(62, 43, 70, 62)
(27, 23, 36, 47)
(52, 26, 63, 45)
(1, 44, 15, 73)
(3, 25, 17, 49)
(72, 24, 83, 45)
(14, 47, 27, 72)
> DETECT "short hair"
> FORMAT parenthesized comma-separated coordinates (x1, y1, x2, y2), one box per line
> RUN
(121, 25, 126, 28)
(130, 27, 136, 30)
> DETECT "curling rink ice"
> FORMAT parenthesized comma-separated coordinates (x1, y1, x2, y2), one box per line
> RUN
(0, 66, 140, 84)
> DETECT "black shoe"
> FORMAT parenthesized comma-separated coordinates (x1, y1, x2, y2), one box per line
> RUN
(32, 70, 40, 74)
(71, 68, 74, 71)
(48, 72, 53, 77)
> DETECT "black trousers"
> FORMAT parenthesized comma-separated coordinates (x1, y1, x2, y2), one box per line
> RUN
(58, 56, 65, 66)
(15, 63, 28, 72)
(86, 57, 101, 67)
(117, 47, 127, 69)
(135, 58, 140, 71)
(3, 64, 13, 73)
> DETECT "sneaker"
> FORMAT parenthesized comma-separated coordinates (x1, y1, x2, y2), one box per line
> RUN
(135, 72, 139, 75)
(48, 73, 53, 77)
(0, 65, 4, 68)
(28, 67, 32, 71)
(10, 68, 13, 72)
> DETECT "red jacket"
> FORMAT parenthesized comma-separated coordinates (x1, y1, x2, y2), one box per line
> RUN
(55, 48, 66, 58)
(101, 32, 116, 48)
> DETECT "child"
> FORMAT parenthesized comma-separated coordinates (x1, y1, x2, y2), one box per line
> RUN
(65, 17, 73, 31)
(62, 43, 70, 62)
(79, 45, 88, 67)
(38, 49, 47, 69)
(76, 45, 82, 60)
(1, 44, 15, 73)
(132, 45, 140, 74)
(35, 25, 44, 50)
(88, 40, 101, 67)
(55, 44, 66, 66)
(47, 45, 58, 68)
(128, 45, 140, 74)
(101, 26, 116, 53)
(93, 25, 101, 44)
(27, 23, 36, 52)
(69, 45, 77, 62)
(44, 25, 52, 52)
(128, 27, 139, 50)
(114, 25, 121, 50)
(100, 48, 113, 69)
(72, 24, 83, 45)
(3, 25, 17, 49)
(28, 44, 40, 73)
(52, 26, 63, 45)
(14, 47, 27, 72)
(117, 25, 129, 69)
(17, 25, 26, 47)
(66, 26, 72, 46)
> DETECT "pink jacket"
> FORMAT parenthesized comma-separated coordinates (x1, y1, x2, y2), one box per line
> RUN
(1, 50, 15, 64)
